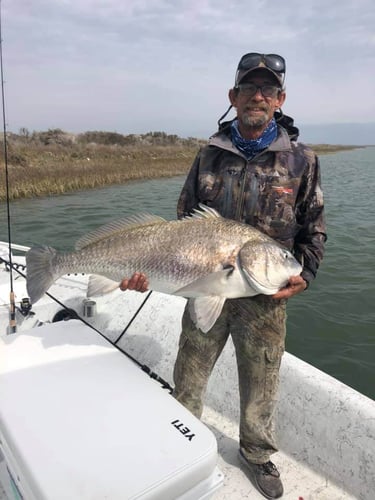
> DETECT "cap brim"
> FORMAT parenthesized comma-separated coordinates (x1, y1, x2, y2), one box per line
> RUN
(236, 67, 284, 87)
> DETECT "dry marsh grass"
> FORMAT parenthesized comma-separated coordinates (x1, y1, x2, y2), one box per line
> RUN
(0, 143, 198, 200)
(0, 129, 365, 201)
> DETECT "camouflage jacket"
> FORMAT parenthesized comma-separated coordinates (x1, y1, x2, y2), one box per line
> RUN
(177, 120, 327, 286)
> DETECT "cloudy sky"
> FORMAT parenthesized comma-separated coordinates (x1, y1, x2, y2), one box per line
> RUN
(2, 0, 375, 140)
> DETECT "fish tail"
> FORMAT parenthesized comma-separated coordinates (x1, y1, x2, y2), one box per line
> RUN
(26, 246, 61, 303)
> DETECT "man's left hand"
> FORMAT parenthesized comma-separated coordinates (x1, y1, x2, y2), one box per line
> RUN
(272, 275, 307, 300)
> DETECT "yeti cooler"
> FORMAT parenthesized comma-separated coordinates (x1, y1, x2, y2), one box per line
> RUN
(0, 320, 223, 499)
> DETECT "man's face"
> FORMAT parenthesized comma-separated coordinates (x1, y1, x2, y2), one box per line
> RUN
(229, 69, 286, 131)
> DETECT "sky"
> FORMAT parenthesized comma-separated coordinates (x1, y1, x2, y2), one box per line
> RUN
(2, 0, 375, 143)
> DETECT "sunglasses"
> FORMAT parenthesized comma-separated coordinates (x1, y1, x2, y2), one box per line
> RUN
(237, 83, 281, 98)
(237, 53, 286, 74)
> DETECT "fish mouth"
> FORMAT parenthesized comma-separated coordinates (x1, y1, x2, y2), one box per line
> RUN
(242, 260, 302, 294)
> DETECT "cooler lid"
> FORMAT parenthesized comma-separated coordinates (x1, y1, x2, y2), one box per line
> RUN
(0, 320, 221, 499)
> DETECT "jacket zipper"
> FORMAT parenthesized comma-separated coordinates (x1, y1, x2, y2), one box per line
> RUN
(235, 151, 264, 221)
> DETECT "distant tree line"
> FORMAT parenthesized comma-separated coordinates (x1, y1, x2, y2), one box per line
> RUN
(6, 128, 206, 148)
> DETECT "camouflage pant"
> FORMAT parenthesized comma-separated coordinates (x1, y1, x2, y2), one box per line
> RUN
(173, 295, 286, 464)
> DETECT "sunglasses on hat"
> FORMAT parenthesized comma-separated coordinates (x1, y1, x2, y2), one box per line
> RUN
(235, 53, 285, 86)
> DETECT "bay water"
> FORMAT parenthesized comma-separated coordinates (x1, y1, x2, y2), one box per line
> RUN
(1, 147, 374, 399)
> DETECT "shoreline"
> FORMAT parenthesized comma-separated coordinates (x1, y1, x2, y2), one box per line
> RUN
(0, 142, 367, 202)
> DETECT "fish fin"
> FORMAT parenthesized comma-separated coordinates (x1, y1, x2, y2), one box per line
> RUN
(26, 246, 60, 304)
(75, 213, 166, 250)
(188, 296, 226, 333)
(87, 274, 119, 296)
(174, 267, 234, 297)
(182, 204, 222, 221)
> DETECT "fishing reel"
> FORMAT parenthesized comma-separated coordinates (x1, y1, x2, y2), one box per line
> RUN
(18, 297, 34, 317)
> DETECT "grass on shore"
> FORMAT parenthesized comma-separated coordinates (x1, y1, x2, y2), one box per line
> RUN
(0, 139, 364, 201)
(0, 143, 198, 201)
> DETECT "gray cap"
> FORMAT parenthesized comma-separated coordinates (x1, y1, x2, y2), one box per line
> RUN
(235, 53, 285, 87)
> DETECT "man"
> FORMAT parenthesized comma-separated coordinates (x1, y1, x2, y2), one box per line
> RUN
(121, 52, 326, 499)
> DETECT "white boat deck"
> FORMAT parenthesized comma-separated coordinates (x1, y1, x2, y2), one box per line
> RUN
(0, 249, 374, 499)
(206, 407, 354, 499)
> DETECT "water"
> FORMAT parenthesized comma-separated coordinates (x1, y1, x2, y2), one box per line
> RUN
(1, 148, 374, 399)
(286, 147, 375, 400)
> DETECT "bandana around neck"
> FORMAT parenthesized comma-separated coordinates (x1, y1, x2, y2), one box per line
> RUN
(231, 118, 277, 159)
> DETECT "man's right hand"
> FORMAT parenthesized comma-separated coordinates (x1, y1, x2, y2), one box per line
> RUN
(119, 273, 149, 293)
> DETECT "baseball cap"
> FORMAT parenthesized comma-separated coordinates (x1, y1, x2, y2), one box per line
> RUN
(235, 53, 286, 87)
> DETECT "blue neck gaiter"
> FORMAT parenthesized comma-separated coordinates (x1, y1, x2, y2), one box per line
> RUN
(231, 118, 277, 160)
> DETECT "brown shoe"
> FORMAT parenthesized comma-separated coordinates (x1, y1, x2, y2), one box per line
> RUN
(239, 450, 283, 499)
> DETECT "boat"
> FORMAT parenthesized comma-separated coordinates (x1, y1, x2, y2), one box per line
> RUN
(0, 241, 374, 500)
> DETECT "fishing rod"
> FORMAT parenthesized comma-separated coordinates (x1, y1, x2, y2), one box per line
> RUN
(0, 2, 164, 384)
(0, 1, 16, 334)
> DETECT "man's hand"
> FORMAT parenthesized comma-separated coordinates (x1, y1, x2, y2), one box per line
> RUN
(272, 275, 307, 300)
(119, 273, 149, 293)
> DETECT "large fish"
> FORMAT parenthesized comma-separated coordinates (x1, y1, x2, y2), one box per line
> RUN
(26, 205, 302, 332)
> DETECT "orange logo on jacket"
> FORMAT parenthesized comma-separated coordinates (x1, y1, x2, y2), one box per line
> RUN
(272, 186, 293, 195)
